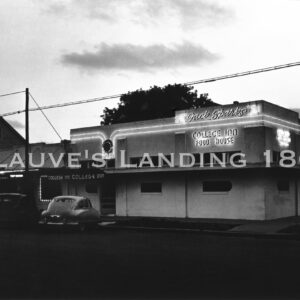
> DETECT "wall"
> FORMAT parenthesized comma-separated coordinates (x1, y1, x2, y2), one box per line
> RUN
(71, 100, 300, 170)
(264, 175, 297, 220)
(187, 172, 265, 220)
(244, 127, 266, 164)
(127, 133, 175, 159)
(115, 171, 266, 220)
(116, 172, 185, 218)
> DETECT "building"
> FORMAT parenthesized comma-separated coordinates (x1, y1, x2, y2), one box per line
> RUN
(64, 100, 300, 220)
(0, 117, 26, 193)
(0, 117, 74, 210)
(0, 117, 25, 150)
(2, 100, 300, 220)
(0, 117, 104, 212)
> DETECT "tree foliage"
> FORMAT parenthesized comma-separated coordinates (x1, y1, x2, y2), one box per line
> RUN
(101, 84, 219, 125)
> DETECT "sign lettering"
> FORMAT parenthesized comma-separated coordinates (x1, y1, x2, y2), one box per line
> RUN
(192, 128, 238, 147)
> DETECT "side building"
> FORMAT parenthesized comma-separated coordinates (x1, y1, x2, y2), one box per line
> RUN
(0, 117, 104, 212)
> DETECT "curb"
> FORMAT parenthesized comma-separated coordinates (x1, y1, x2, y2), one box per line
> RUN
(99, 223, 300, 240)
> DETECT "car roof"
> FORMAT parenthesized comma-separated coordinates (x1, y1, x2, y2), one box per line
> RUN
(0, 193, 26, 197)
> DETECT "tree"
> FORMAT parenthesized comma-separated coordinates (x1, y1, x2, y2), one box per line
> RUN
(101, 84, 219, 125)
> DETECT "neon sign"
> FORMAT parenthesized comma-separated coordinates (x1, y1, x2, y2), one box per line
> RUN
(276, 129, 291, 147)
(187, 106, 249, 122)
(192, 128, 238, 147)
(175, 104, 259, 125)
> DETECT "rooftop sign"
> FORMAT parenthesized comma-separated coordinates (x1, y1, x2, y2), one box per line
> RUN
(175, 103, 261, 124)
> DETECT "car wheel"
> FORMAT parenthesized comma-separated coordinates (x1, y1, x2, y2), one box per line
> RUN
(41, 217, 48, 225)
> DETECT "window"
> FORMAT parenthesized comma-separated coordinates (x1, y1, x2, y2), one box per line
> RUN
(277, 180, 289, 192)
(85, 182, 98, 194)
(56, 197, 75, 203)
(75, 199, 92, 209)
(75, 199, 91, 210)
(141, 182, 162, 193)
(203, 181, 232, 192)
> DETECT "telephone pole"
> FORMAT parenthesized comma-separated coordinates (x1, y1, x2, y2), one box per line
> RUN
(25, 88, 29, 173)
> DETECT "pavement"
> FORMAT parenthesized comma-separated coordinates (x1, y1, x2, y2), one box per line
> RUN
(229, 216, 300, 234)
(100, 216, 300, 237)
(2, 226, 300, 299)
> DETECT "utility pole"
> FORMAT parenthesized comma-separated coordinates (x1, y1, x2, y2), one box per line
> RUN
(25, 88, 29, 173)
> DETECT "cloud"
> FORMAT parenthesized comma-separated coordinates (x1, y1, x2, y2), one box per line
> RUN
(61, 42, 218, 72)
(170, 0, 233, 28)
(143, 0, 233, 28)
(43, 0, 233, 29)
(38, 0, 68, 15)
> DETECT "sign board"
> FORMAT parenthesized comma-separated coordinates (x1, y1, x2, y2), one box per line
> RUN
(175, 103, 261, 124)
(192, 128, 239, 148)
(43, 173, 104, 181)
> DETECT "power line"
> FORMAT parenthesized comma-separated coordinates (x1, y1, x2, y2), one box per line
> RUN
(0, 61, 300, 118)
(0, 90, 25, 98)
(0, 94, 122, 117)
(184, 61, 300, 86)
(29, 92, 63, 140)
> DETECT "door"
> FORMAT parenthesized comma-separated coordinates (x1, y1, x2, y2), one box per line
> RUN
(67, 181, 77, 196)
(100, 178, 116, 215)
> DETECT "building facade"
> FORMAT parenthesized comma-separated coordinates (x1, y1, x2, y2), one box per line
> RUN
(66, 100, 300, 220)
(2, 101, 299, 220)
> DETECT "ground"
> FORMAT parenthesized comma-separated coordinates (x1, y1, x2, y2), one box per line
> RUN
(1, 226, 300, 299)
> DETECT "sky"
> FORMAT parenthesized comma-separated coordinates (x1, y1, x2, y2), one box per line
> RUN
(0, 0, 300, 143)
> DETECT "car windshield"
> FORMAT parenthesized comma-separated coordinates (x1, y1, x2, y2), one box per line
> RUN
(47, 197, 76, 213)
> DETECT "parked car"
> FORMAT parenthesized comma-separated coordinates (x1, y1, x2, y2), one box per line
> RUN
(0, 193, 39, 227)
(40, 196, 100, 231)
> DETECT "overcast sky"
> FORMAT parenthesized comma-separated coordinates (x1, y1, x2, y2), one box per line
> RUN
(1, 0, 300, 143)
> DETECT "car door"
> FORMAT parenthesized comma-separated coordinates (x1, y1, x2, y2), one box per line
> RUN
(0, 195, 16, 221)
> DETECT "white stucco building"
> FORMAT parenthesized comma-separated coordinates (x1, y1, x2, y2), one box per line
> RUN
(38, 100, 300, 220)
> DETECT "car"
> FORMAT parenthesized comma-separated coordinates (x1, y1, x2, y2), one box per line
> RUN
(0, 193, 39, 227)
(40, 196, 100, 231)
